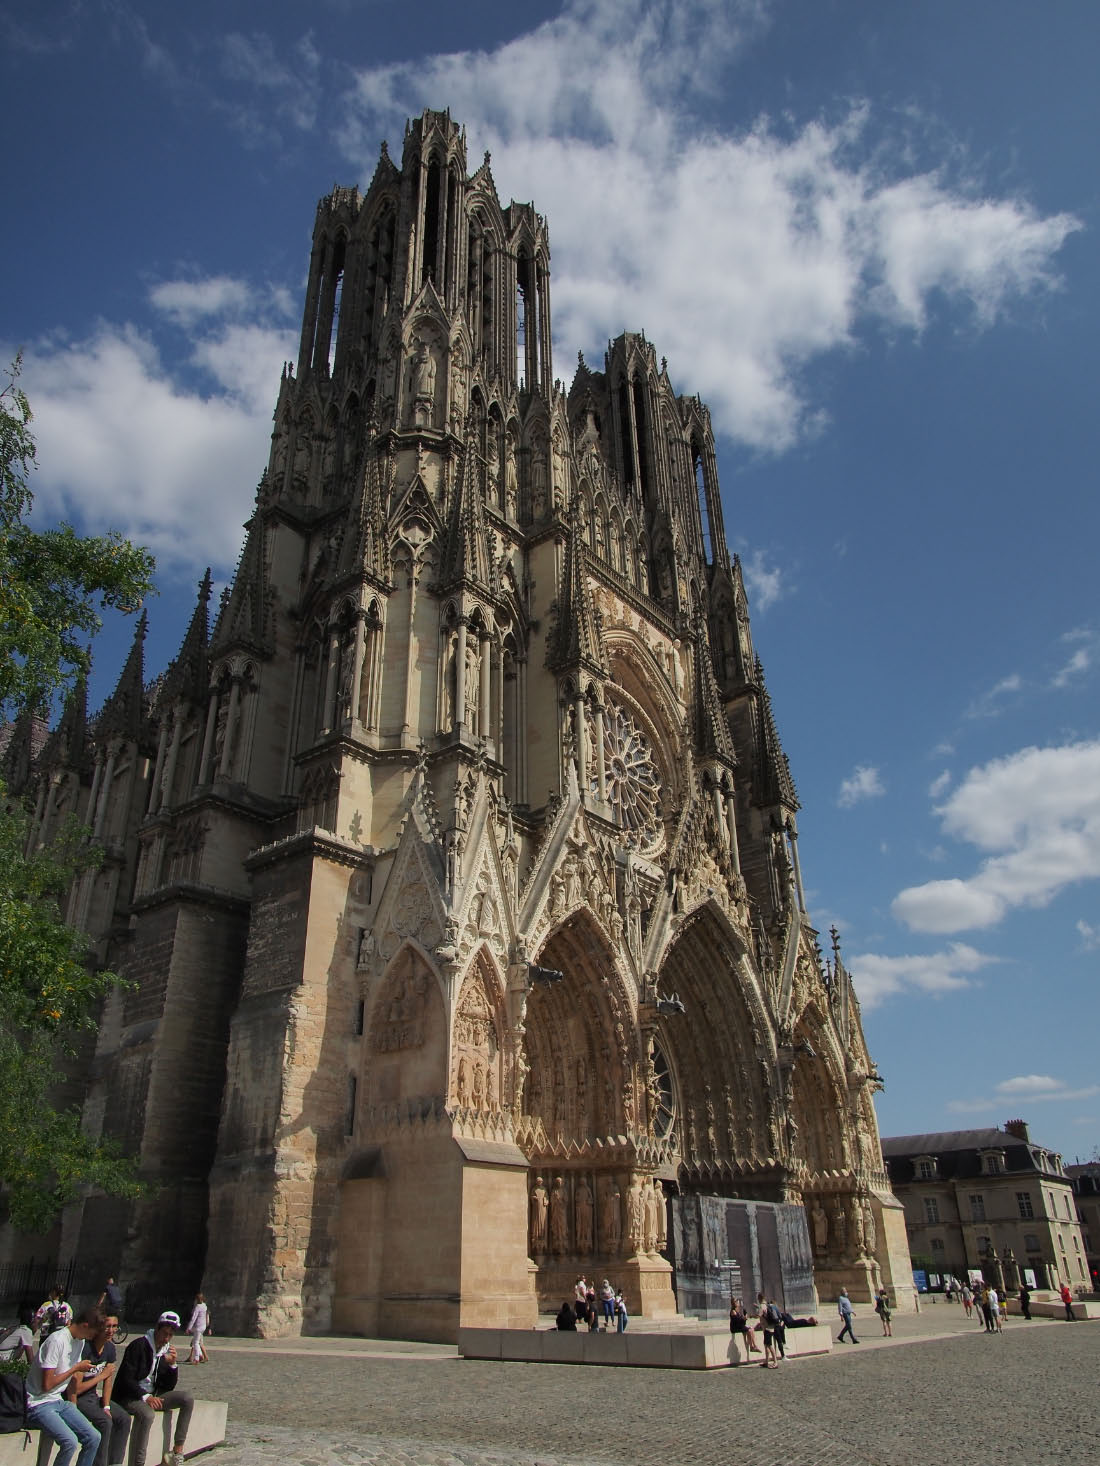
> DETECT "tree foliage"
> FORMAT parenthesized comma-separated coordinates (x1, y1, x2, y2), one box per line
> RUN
(0, 355, 155, 720)
(1, 355, 153, 1232)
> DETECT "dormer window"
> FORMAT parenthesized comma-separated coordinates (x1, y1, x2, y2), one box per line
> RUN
(917, 1156, 937, 1180)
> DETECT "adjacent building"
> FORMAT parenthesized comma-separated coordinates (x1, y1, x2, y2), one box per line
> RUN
(883, 1120, 1088, 1292)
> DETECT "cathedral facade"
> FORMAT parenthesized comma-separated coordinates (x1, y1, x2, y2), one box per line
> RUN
(4, 110, 912, 1340)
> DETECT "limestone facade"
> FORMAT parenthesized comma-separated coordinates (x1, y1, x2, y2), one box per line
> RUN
(3, 109, 912, 1338)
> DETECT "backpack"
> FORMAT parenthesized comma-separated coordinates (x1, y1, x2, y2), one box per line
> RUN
(766, 1303, 782, 1328)
(0, 1374, 27, 1435)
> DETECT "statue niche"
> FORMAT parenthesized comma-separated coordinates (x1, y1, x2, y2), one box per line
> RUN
(451, 962, 502, 1113)
(366, 949, 445, 1106)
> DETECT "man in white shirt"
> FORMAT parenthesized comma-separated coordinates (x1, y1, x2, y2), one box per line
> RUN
(25, 1308, 103, 1466)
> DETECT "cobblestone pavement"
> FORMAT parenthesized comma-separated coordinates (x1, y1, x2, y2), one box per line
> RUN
(193, 1312, 1097, 1466)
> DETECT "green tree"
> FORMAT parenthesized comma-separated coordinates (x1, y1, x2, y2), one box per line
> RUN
(1, 355, 154, 1231)
(1, 355, 154, 719)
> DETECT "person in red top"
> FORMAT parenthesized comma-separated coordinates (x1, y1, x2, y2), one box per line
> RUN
(1060, 1283, 1078, 1321)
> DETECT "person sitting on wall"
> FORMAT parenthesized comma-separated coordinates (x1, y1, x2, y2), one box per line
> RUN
(555, 1301, 577, 1331)
(71, 1313, 131, 1466)
(0, 1305, 37, 1365)
(113, 1312, 193, 1466)
(24, 1307, 102, 1466)
(728, 1298, 761, 1354)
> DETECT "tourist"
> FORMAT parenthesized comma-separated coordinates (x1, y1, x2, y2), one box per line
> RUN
(184, 1294, 209, 1365)
(113, 1311, 194, 1466)
(35, 1286, 74, 1339)
(1060, 1283, 1077, 1321)
(1018, 1284, 1031, 1320)
(555, 1301, 577, 1331)
(0, 1305, 36, 1365)
(24, 1307, 102, 1466)
(728, 1298, 761, 1356)
(757, 1296, 779, 1367)
(779, 1309, 818, 1329)
(961, 1284, 973, 1318)
(614, 1289, 628, 1333)
(987, 1285, 1001, 1333)
(760, 1295, 786, 1359)
(71, 1314, 131, 1466)
(584, 1281, 598, 1331)
(979, 1284, 993, 1331)
(874, 1288, 893, 1336)
(96, 1279, 124, 1318)
(836, 1289, 859, 1344)
(599, 1279, 616, 1330)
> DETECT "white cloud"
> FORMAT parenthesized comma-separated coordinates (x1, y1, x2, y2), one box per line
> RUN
(893, 740, 1100, 933)
(964, 673, 1022, 719)
(837, 764, 885, 807)
(219, 30, 323, 136)
(338, 0, 1080, 453)
(149, 276, 255, 325)
(929, 769, 952, 798)
(15, 312, 293, 575)
(947, 1076, 1100, 1114)
(848, 941, 995, 1010)
(1077, 919, 1100, 952)
(1052, 647, 1090, 688)
(741, 548, 784, 611)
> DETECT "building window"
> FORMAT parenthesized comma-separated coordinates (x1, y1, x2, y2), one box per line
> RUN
(1078, 1259, 1086, 1278)
(1017, 1192, 1034, 1218)
(354, 999, 365, 1037)
(918, 1160, 935, 1179)
(1064, 1195, 1072, 1218)
(924, 1197, 940, 1224)
(970, 1194, 986, 1221)
(985, 1154, 1002, 1175)
(1073, 1235, 1080, 1251)
(931, 1238, 945, 1253)
(976, 1235, 991, 1256)
(1059, 1235, 1066, 1252)
(1024, 1234, 1040, 1253)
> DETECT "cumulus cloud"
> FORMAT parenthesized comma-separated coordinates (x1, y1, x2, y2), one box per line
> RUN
(219, 30, 323, 137)
(893, 740, 1100, 933)
(14, 308, 294, 575)
(1077, 919, 1100, 952)
(1051, 628, 1096, 689)
(848, 941, 995, 1011)
(929, 769, 952, 799)
(837, 764, 885, 807)
(338, 0, 1080, 452)
(149, 276, 255, 325)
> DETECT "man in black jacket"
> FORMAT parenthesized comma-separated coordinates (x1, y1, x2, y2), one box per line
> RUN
(113, 1312, 193, 1466)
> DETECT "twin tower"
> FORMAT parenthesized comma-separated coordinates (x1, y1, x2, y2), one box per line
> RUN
(5, 110, 911, 1338)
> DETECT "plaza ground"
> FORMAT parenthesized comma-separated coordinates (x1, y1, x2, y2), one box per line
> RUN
(189, 1305, 1096, 1466)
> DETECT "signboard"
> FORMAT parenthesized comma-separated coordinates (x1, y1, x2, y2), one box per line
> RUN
(912, 1269, 928, 1293)
(1023, 1268, 1037, 1289)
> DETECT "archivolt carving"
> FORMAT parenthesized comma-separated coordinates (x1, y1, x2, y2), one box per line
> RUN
(450, 959, 502, 1112)
(370, 952, 432, 1053)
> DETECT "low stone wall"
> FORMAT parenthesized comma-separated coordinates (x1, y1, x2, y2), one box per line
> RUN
(458, 1324, 833, 1369)
(0, 1400, 227, 1466)
(1005, 1298, 1098, 1320)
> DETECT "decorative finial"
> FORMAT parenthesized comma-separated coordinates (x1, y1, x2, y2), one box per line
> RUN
(484, 149, 491, 167)
(380, 139, 389, 158)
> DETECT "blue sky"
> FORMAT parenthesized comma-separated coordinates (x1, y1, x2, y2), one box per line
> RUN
(4, 0, 1098, 1158)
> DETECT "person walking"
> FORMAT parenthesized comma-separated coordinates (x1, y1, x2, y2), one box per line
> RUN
(836, 1289, 858, 1344)
(1018, 1284, 1032, 1320)
(961, 1284, 973, 1319)
(1060, 1283, 1077, 1321)
(184, 1294, 209, 1364)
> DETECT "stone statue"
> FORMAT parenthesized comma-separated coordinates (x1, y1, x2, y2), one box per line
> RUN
(812, 1201, 829, 1255)
(627, 1179, 644, 1252)
(574, 1176, 594, 1255)
(504, 436, 519, 518)
(643, 1178, 658, 1252)
(456, 1056, 469, 1106)
(600, 1180, 621, 1255)
(549, 1176, 569, 1255)
(529, 1175, 548, 1253)
(654, 1180, 667, 1252)
(833, 1199, 848, 1255)
(862, 1199, 877, 1256)
(471, 1060, 484, 1110)
(412, 339, 436, 402)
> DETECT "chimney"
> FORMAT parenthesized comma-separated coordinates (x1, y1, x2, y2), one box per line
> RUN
(1004, 1118, 1030, 1141)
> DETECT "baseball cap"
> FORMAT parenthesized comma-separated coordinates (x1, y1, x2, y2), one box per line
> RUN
(157, 1311, 181, 1327)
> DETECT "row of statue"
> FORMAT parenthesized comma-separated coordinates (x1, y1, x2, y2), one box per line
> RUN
(529, 1172, 667, 1259)
(810, 1194, 877, 1261)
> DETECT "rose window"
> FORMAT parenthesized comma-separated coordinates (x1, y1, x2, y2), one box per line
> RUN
(602, 701, 662, 849)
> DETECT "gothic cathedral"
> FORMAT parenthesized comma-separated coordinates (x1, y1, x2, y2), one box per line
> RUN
(4, 111, 912, 1340)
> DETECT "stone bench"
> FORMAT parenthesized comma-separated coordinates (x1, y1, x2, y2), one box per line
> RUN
(0, 1400, 227, 1465)
(458, 1323, 833, 1369)
(1005, 1297, 1098, 1320)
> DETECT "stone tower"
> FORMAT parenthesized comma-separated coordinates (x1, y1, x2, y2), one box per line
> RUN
(6, 110, 911, 1339)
